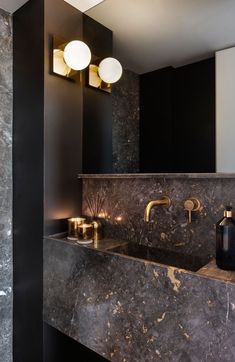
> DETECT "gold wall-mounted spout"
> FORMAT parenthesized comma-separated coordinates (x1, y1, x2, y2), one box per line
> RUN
(144, 196, 171, 223)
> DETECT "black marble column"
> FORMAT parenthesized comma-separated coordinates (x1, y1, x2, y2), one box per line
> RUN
(112, 69, 140, 173)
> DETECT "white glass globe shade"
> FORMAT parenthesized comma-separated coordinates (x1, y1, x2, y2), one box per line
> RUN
(98, 57, 123, 84)
(64, 40, 91, 71)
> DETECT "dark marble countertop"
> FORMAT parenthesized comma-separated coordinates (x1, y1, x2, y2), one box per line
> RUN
(198, 260, 235, 283)
(49, 233, 127, 251)
(78, 173, 235, 179)
(48, 234, 235, 285)
(44, 236, 235, 361)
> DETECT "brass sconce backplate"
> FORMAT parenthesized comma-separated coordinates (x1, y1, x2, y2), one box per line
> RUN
(88, 64, 111, 93)
(51, 36, 77, 79)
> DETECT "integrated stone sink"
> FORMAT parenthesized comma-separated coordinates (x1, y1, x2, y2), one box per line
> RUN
(109, 242, 212, 272)
(44, 236, 235, 362)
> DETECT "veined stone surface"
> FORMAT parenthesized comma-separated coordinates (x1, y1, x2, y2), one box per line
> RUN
(0, 8, 13, 362)
(82, 176, 235, 258)
(44, 237, 235, 362)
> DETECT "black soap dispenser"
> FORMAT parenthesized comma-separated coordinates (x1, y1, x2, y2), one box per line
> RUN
(216, 206, 235, 270)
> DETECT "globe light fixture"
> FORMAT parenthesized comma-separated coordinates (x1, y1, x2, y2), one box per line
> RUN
(63, 40, 91, 71)
(98, 57, 123, 84)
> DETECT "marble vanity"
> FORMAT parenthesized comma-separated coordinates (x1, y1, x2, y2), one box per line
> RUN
(44, 234, 235, 362)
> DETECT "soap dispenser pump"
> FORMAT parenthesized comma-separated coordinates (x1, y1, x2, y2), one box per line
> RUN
(216, 206, 235, 270)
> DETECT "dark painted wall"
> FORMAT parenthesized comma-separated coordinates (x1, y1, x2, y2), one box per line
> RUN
(44, 0, 83, 235)
(13, 1, 44, 361)
(140, 58, 215, 173)
(82, 14, 113, 173)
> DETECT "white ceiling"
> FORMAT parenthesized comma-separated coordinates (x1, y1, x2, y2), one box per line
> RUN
(64, 0, 105, 13)
(0, 0, 29, 13)
(0, 0, 104, 14)
(86, 0, 235, 74)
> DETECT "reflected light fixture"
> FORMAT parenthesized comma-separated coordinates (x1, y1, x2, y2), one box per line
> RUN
(98, 57, 123, 84)
(88, 57, 123, 93)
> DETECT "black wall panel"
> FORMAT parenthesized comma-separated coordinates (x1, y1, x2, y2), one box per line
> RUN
(140, 58, 215, 172)
(44, 0, 83, 235)
(13, 0, 44, 360)
(173, 58, 215, 172)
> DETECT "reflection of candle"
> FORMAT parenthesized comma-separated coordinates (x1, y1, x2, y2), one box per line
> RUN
(68, 217, 86, 239)
(98, 211, 107, 219)
(77, 223, 94, 241)
(115, 216, 123, 222)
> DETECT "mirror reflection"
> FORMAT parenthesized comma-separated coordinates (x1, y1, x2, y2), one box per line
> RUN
(85, 0, 235, 173)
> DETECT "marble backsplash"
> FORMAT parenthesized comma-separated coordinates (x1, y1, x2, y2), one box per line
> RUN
(0, 8, 13, 362)
(82, 175, 235, 258)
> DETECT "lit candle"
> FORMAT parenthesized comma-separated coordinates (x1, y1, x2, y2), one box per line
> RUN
(68, 217, 86, 240)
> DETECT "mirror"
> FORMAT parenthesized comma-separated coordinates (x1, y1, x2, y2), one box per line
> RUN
(85, 0, 235, 173)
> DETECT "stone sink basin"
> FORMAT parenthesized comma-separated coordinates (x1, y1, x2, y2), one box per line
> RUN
(109, 242, 212, 272)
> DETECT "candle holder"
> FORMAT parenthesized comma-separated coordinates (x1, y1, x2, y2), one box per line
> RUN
(67, 217, 86, 240)
(91, 219, 102, 241)
(85, 193, 105, 242)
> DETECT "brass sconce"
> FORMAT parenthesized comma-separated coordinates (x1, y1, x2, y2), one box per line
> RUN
(51, 36, 123, 91)
(52, 36, 91, 79)
(88, 57, 123, 93)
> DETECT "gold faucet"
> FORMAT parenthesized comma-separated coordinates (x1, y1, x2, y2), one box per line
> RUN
(144, 196, 171, 222)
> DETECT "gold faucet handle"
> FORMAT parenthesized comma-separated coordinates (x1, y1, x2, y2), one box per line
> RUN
(184, 198, 201, 223)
